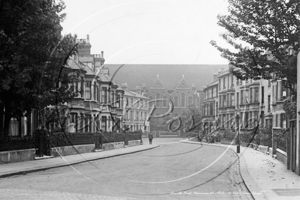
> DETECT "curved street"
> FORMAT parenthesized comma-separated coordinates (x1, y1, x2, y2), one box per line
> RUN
(0, 138, 253, 200)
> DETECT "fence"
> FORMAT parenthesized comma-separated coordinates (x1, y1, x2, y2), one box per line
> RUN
(0, 130, 142, 156)
(213, 128, 272, 147)
(0, 136, 35, 152)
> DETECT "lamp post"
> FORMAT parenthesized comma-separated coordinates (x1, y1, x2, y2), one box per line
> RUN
(236, 113, 240, 153)
(296, 50, 300, 175)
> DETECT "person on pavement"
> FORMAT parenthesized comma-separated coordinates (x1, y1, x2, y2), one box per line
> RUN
(148, 132, 154, 144)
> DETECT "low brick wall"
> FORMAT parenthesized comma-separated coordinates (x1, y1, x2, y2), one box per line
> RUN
(128, 140, 141, 147)
(276, 148, 287, 165)
(0, 149, 35, 164)
(51, 144, 95, 157)
(102, 142, 124, 151)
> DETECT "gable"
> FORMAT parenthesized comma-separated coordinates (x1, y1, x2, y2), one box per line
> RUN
(150, 79, 165, 89)
(176, 78, 190, 89)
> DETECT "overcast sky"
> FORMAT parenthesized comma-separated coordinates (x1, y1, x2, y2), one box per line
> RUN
(61, 0, 230, 64)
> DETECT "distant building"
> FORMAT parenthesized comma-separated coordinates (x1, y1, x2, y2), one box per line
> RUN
(103, 63, 226, 131)
(121, 84, 150, 132)
(202, 73, 219, 134)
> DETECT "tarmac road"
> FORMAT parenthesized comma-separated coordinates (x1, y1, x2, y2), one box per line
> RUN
(0, 138, 253, 200)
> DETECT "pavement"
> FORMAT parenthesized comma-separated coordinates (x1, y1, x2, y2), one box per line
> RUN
(1, 140, 300, 200)
(182, 140, 300, 200)
(0, 144, 159, 178)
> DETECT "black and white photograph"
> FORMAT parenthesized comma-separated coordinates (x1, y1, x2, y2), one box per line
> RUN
(0, 0, 299, 199)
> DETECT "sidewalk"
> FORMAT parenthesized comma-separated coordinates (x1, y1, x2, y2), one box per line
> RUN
(183, 140, 300, 200)
(0, 144, 159, 178)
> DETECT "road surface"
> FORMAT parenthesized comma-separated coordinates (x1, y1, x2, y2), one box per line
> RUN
(0, 138, 253, 200)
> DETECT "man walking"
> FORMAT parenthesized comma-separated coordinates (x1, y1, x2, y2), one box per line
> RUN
(148, 132, 154, 144)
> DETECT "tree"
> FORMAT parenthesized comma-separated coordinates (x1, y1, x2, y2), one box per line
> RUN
(0, 0, 78, 138)
(211, 0, 300, 93)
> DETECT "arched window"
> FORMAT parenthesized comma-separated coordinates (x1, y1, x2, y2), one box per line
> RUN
(188, 96, 193, 105)
(94, 82, 98, 101)
(163, 96, 167, 108)
(148, 96, 153, 107)
(156, 93, 160, 108)
(181, 93, 185, 108)
(174, 96, 179, 107)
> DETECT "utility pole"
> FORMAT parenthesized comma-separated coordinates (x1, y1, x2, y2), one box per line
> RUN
(296, 50, 300, 175)
(236, 114, 240, 153)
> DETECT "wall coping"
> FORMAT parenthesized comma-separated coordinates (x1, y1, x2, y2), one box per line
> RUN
(0, 148, 35, 154)
(276, 148, 287, 156)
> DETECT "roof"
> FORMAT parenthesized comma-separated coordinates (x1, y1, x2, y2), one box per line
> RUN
(66, 58, 86, 72)
(124, 90, 148, 99)
(105, 64, 228, 90)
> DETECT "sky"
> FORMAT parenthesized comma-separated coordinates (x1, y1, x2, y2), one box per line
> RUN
(61, 0, 230, 65)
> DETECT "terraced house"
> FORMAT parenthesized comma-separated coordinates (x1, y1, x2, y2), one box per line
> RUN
(201, 67, 299, 174)
(66, 35, 150, 133)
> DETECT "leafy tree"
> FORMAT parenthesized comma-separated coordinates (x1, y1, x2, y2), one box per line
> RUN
(211, 0, 300, 93)
(0, 0, 78, 138)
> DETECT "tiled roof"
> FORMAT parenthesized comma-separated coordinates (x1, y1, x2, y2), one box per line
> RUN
(66, 58, 86, 72)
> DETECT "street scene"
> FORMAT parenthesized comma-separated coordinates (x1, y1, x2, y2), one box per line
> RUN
(1, 0, 300, 200)
(0, 138, 253, 200)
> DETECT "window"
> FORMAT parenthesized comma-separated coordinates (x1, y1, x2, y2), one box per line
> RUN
(210, 103, 214, 115)
(276, 83, 279, 101)
(101, 116, 107, 131)
(85, 114, 91, 132)
(116, 94, 120, 108)
(188, 96, 193, 105)
(268, 95, 271, 111)
(280, 113, 286, 128)
(148, 96, 153, 107)
(231, 93, 235, 106)
(111, 91, 114, 106)
(85, 81, 91, 100)
(241, 90, 244, 104)
(156, 93, 160, 107)
(254, 87, 259, 102)
(80, 77, 84, 97)
(250, 88, 253, 103)
(174, 96, 179, 107)
(181, 93, 185, 107)
(70, 113, 78, 132)
(101, 87, 107, 104)
(213, 87, 216, 97)
(261, 86, 264, 104)
(94, 82, 98, 101)
(223, 78, 226, 89)
(163, 96, 167, 107)
(236, 92, 239, 108)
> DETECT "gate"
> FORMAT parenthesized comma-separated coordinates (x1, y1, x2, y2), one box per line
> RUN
(290, 119, 296, 172)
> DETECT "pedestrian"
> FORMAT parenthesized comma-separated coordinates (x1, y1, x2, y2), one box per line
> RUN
(198, 131, 202, 142)
(148, 132, 154, 144)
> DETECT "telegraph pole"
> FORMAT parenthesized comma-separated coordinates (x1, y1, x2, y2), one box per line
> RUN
(296, 50, 300, 175)
(236, 114, 240, 153)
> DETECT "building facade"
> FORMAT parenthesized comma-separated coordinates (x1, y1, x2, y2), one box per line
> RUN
(121, 85, 150, 132)
(133, 75, 203, 131)
(202, 73, 219, 134)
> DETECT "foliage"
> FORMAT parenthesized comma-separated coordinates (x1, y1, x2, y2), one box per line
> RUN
(0, 0, 78, 137)
(283, 95, 297, 119)
(211, 0, 300, 93)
